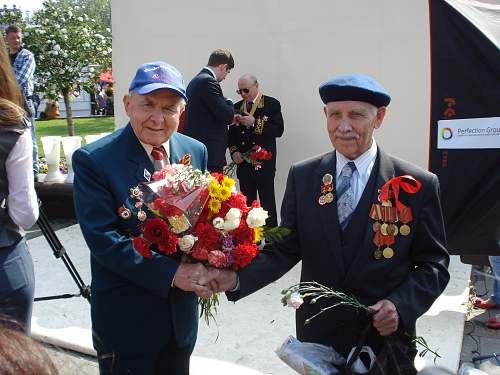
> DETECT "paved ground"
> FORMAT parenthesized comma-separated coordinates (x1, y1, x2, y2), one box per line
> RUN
(25, 219, 500, 374)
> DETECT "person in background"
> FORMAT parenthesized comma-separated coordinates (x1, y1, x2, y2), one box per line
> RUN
(183, 49, 235, 172)
(0, 35, 38, 334)
(5, 25, 38, 179)
(229, 73, 284, 227)
(473, 256, 500, 329)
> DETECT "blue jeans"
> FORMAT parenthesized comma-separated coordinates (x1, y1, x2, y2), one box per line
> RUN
(26, 99, 39, 175)
(489, 256, 500, 304)
(0, 237, 35, 334)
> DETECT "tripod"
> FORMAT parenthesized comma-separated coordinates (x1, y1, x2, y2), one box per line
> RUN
(34, 206, 91, 304)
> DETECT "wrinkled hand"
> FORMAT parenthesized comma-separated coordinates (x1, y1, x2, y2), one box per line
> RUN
(230, 114, 241, 126)
(173, 263, 213, 299)
(368, 299, 400, 336)
(232, 151, 244, 164)
(199, 268, 238, 293)
(239, 114, 255, 128)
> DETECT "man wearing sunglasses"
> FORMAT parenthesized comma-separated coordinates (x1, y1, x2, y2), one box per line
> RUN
(183, 49, 235, 173)
(228, 74, 284, 226)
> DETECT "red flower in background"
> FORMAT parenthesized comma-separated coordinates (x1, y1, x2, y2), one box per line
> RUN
(133, 237, 152, 258)
(143, 217, 170, 245)
(232, 243, 258, 269)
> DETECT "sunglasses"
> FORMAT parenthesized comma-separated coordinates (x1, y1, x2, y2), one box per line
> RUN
(236, 88, 251, 95)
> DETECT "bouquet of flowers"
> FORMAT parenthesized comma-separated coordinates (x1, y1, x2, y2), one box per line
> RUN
(130, 161, 289, 324)
(224, 144, 273, 176)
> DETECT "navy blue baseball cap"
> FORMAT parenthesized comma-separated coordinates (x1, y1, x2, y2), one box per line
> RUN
(319, 74, 391, 107)
(128, 61, 187, 100)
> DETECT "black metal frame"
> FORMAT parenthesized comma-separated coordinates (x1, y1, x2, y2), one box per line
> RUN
(34, 206, 91, 304)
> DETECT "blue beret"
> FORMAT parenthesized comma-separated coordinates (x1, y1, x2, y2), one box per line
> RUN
(319, 74, 391, 107)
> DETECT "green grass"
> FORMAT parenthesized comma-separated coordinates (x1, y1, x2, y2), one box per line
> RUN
(36, 117, 115, 157)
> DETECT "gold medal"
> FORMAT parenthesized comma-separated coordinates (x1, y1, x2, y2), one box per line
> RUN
(373, 221, 381, 232)
(324, 192, 334, 203)
(382, 247, 394, 259)
(380, 223, 388, 236)
(387, 224, 399, 236)
(400, 224, 411, 236)
(374, 249, 383, 260)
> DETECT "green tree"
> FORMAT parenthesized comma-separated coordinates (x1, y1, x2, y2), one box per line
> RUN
(0, 5, 27, 30)
(24, 0, 112, 135)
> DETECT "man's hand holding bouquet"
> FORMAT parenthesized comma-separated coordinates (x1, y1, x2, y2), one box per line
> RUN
(130, 160, 288, 324)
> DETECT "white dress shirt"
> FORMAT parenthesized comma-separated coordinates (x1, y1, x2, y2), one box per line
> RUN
(6, 129, 39, 230)
(335, 140, 378, 210)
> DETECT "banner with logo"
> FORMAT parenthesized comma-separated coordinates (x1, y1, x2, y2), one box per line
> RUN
(429, 0, 500, 255)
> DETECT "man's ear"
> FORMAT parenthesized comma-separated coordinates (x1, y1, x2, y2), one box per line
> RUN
(123, 94, 130, 116)
(374, 106, 386, 129)
(323, 105, 328, 118)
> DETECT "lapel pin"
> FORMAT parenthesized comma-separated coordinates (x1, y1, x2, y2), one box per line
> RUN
(144, 168, 151, 182)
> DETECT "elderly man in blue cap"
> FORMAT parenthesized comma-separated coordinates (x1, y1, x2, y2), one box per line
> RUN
(213, 74, 450, 370)
(73, 61, 211, 375)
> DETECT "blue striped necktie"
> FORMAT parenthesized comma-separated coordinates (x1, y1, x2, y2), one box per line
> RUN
(337, 161, 357, 230)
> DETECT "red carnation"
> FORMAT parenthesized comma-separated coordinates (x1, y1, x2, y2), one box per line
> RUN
(132, 236, 153, 259)
(231, 221, 255, 244)
(152, 198, 166, 211)
(232, 243, 258, 269)
(191, 244, 209, 261)
(251, 200, 261, 208)
(225, 192, 247, 211)
(143, 217, 170, 245)
(158, 232, 178, 255)
(193, 222, 220, 249)
(207, 250, 226, 268)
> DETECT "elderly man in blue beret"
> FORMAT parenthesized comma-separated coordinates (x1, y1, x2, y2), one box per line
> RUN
(73, 61, 212, 375)
(212, 74, 450, 370)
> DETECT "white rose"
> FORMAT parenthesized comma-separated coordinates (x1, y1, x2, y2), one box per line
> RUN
(223, 219, 239, 232)
(246, 207, 269, 228)
(178, 235, 197, 253)
(225, 208, 241, 222)
(287, 292, 304, 310)
(53, 44, 61, 51)
(212, 217, 224, 230)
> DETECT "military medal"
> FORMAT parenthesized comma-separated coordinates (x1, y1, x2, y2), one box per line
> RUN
(387, 224, 398, 236)
(374, 248, 383, 260)
(400, 224, 411, 236)
(118, 205, 132, 220)
(382, 247, 394, 259)
(380, 223, 388, 236)
(319, 174, 334, 206)
(137, 210, 147, 222)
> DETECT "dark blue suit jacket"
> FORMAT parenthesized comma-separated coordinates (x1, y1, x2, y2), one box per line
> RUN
(183, 68, 234, 168)
(73, 124, 207, 355)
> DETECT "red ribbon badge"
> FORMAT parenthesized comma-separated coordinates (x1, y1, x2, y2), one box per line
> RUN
(379, 175, 421, 221)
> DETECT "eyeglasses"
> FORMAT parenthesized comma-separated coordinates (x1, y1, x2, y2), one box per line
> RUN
(236, 88, 251, 95)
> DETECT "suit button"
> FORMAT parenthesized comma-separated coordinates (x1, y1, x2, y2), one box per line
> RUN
(252, 141, 255, 145)
(242, 142, 245, 145)
(241, 131, 245, 135)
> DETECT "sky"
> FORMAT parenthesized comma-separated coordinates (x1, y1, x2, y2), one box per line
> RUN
(2, 0, 44, 13)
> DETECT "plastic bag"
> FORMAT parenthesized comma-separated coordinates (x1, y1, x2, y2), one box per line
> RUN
(276, 336, 345, 375)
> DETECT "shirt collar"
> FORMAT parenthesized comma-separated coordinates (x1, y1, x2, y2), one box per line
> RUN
(140, 140, 170, 162)
(336, 139, 378, 178)
(204, 66, 216, 79)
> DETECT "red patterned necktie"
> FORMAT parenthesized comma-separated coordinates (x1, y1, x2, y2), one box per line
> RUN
(151, 146, 165, 171)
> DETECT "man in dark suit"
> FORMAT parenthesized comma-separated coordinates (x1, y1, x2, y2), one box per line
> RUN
(229, 74, 284, 227)
(183, 49, 235, 172)
(211, 74, 450, 364)
(73, 61, 212, 375)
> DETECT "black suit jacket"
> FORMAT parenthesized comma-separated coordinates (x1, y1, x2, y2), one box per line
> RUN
(184, 68, 234, 167)
(229, 95, 284, 178)
(228, 148, 450, 355)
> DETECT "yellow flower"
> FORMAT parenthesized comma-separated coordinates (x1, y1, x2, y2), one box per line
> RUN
(222, 176, 235, 189)
(208, 198, 221, 213)
(253, 227, 264, 243)
(208, 179, 221, 197)
(218, 186, 232, 201)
